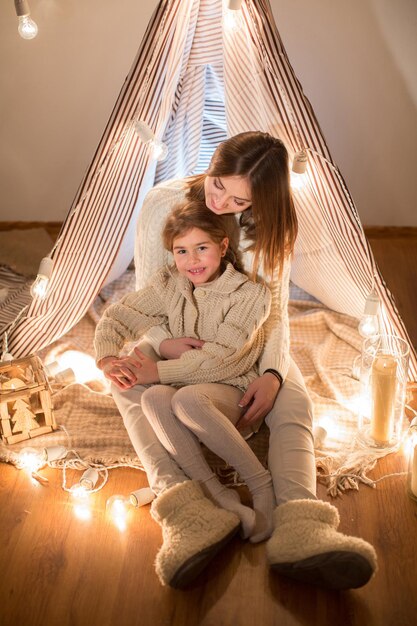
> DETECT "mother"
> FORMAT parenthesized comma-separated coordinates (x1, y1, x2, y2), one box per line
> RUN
(109, 131, 377, 590)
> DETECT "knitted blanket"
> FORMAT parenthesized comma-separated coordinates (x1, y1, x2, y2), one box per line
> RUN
(0, 269, 398, 496)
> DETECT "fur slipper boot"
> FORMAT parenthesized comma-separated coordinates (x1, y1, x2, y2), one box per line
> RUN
(151, 480, 240, 588)
(266, 499, 377, 589)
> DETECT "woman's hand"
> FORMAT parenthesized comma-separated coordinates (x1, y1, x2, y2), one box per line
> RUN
(236, 373, 281, 430)
(128, 348, 160, 385)
(159, 337, 205, 359)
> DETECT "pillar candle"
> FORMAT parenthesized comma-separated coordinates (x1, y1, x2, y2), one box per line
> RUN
(411, 445, 417, 498)
(370, 354, 397, 443)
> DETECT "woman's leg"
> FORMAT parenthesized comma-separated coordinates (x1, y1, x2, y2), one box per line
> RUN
(265, 358, 377, 589)
(171, 384, 275, 542)
(265, 358, 317, 505)
(141, 384, 256, 539)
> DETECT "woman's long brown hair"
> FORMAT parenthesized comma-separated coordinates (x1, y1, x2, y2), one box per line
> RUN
(186, 131, 298, 279)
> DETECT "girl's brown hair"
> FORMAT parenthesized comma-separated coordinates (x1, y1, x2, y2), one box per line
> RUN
(186, 131, 298, 278)
(162, 200, 244, 274)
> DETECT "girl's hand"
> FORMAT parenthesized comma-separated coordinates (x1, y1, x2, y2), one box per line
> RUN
(98, 356, 139, 390)
(159, 337, 205, 359)
(236, 373, 281, 429)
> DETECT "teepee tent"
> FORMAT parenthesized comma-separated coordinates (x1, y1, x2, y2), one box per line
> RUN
(5, 0, 417, 380)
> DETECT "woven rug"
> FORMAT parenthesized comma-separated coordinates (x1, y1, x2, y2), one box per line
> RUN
(0, 270, 400, 496)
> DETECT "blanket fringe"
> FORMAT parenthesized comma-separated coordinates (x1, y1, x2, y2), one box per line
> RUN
(317, 455, 379, 497)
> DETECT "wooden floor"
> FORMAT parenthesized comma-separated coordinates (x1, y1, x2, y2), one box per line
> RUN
(0, 228, 417, 626)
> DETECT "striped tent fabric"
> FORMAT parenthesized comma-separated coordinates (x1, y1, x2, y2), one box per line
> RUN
(5, 0, 416, 380)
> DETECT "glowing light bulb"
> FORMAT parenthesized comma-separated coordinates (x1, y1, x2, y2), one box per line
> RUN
(134, 121, 168, 162)
(150, 140, 168, 161)
(358, 289, 379, 338)
(290, 171, 307, 192)
(70, 467, 99, 521)
(18, 15, 38, 39)
(223, 0, 243, 33)
(54, 350, 104, 384)
(317, 416, 339, 440)
(17, 447, 44, 473)
(70, 483, 89, 499)
(15, 1, 38, 40)
(70, 484, 92, 521)
(30, 257, 53, 300)
(290, 149, 308, 192)
(107, 495, 130, 532)
(358, 316, 379, 338)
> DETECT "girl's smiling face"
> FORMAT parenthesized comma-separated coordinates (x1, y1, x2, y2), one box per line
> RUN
(172, 227, 228, 285)
(204, 175, 252, 215)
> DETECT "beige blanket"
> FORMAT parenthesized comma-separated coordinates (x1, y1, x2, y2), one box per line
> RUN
(0, 270, 398, 496)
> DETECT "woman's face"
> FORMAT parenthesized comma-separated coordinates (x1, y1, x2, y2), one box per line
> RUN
(204, 175, 252, 215)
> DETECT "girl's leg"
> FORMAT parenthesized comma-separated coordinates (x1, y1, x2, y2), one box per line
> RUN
(265, 358, 317, 504)
(141, 384, 256, 539)
(171, 384, 275, 543)
(112, 382, 189, 494)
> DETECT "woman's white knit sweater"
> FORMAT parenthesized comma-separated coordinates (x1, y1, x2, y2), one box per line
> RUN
(94, 263, 271, 391)
(133, 180, 291, 380)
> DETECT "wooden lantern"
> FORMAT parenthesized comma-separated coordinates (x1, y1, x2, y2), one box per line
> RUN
(0, 355, 56, 444)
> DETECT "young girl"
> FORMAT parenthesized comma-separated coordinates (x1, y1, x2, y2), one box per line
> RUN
(95, 201, 274, 543)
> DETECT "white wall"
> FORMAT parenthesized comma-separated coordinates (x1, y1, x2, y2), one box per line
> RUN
(0, 0, 416, 225)
(0, 0, 156, 222)
(272, 0, 417, 226)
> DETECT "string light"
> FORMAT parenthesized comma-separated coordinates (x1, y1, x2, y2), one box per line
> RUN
(30, 257, 54, 300)
(134, 121, 168, 162)
(358, 289, 380, 338)
(223, 0, 243, 32)
(290, 149, 308, 191)
(14, 0, 38, 40)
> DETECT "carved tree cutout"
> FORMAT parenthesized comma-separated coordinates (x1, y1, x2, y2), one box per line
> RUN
(11, 398, 39, 433)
